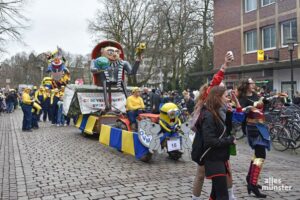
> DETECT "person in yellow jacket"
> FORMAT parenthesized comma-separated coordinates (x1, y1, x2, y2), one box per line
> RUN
(21, 87, 34, 132)
(125, 87, 145, 131)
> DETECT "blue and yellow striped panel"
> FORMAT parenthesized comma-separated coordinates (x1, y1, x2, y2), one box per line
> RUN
(79, 115, 89, 131)
(99, 125, 149, 159)
(99, 125, 111, 145)
(75, 115, 83, 128)
(76, 115, 89, 131)
(84, 115, 98, 135)
(122, 130, 135, 156)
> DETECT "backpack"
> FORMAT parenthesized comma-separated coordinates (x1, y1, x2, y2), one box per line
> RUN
(191, 108, 205, 165)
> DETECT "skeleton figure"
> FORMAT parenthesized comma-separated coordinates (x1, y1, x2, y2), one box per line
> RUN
(90, 40, 141, 110)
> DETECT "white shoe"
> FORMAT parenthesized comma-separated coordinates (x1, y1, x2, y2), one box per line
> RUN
(228, 186, 237, 200)
(191, 195, 201, 200)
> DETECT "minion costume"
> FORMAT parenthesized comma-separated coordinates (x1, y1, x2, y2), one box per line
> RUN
(21, 88, 34, 131)
(159, 103, 181, 140)
(42, 77, 54, 89)
(125, 87, 145, 130)
(31, 102, 42, 129)
(35, 87, 45, 121)
(30, 86, 37, 97)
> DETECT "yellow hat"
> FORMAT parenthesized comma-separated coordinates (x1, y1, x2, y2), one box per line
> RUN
(132, 87, 140, 93)
(33, 86, 37, 90)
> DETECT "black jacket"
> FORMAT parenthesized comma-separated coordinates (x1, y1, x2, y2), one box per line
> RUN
(201, 109, 234, 162)
(151, 93, 161, 114)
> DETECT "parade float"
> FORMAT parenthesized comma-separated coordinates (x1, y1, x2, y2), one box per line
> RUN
(65, 40, 193, 162)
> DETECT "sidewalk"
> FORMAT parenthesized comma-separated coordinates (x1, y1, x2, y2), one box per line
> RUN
(0, 110, 299, 200)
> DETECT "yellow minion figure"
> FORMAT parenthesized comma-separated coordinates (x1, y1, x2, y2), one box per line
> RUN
(21, 87, 34, 131)
(34, 87, 45, 104)
(159, 103, 181, 133)
(42, 77, 54, 89)
(31, 101, 41, 129)
(50, 88, 60, 104)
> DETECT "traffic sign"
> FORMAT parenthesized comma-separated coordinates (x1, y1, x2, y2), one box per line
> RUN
(257, 50, 264, 61)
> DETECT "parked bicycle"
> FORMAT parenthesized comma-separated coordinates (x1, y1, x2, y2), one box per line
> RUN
(268, 104, 300, 151)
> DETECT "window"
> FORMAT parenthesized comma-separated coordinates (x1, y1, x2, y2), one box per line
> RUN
(245, 0, 257, 12)
(245, 30, 257, 53)
(262, 26, 275, 49)
(261, 0, 275, 7)
(281, 81, 297, 99)
(281, 19, 297, 46)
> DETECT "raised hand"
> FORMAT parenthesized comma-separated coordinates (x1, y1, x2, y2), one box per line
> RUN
(225, 51, 234, 64)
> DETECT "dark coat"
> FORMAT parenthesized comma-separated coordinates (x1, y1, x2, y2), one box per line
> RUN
(194, 107, 234, 178)
(151, 93, 161, 114)
(201, 109, 234, 162)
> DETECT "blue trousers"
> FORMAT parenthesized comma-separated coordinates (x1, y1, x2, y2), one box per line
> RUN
(127, 110, 143, 124)
(7, 102, 14, 113)
(57, 106, 65, 125)
(32, 113, 39, 128)
(22, 104, 32, 130)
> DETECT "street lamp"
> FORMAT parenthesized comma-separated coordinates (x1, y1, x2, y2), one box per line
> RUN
(286, 38, 295, 100)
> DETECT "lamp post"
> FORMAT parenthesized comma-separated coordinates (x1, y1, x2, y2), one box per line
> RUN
(286, 39, 295, 100)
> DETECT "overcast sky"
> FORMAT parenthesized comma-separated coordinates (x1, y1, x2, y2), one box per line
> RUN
(3, 0, 102, 60)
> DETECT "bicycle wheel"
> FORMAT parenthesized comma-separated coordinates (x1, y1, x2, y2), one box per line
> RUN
(270, 125, 291, 151)
(289, 123, 300, 149)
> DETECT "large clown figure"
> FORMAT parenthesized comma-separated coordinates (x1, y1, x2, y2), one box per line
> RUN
(91, 40, 143, 110)
(45, 47, 70, 88)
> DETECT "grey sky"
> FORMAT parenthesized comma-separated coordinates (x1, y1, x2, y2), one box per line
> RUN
(4, 0, 102, 59)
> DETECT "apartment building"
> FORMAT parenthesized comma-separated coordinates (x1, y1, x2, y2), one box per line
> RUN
(212, 0, 299, 95)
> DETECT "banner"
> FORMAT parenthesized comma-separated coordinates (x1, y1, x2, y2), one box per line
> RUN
(52, 71, 63, 81)
(77, 92, 126, 114)
(63, 86, 75, 115)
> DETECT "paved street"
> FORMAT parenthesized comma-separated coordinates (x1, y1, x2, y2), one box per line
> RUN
(0, 110, 300, 200)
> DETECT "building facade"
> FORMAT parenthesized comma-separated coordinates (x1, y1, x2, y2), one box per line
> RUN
(213, 0, 300, 96)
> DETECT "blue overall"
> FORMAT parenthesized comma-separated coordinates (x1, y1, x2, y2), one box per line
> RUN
(22, 104, 32, 130)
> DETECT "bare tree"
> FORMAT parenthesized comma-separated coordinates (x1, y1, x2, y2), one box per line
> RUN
(88, 0, 155, 85)
(88, 0, 214, 90)
(0, 0, 28, 53)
